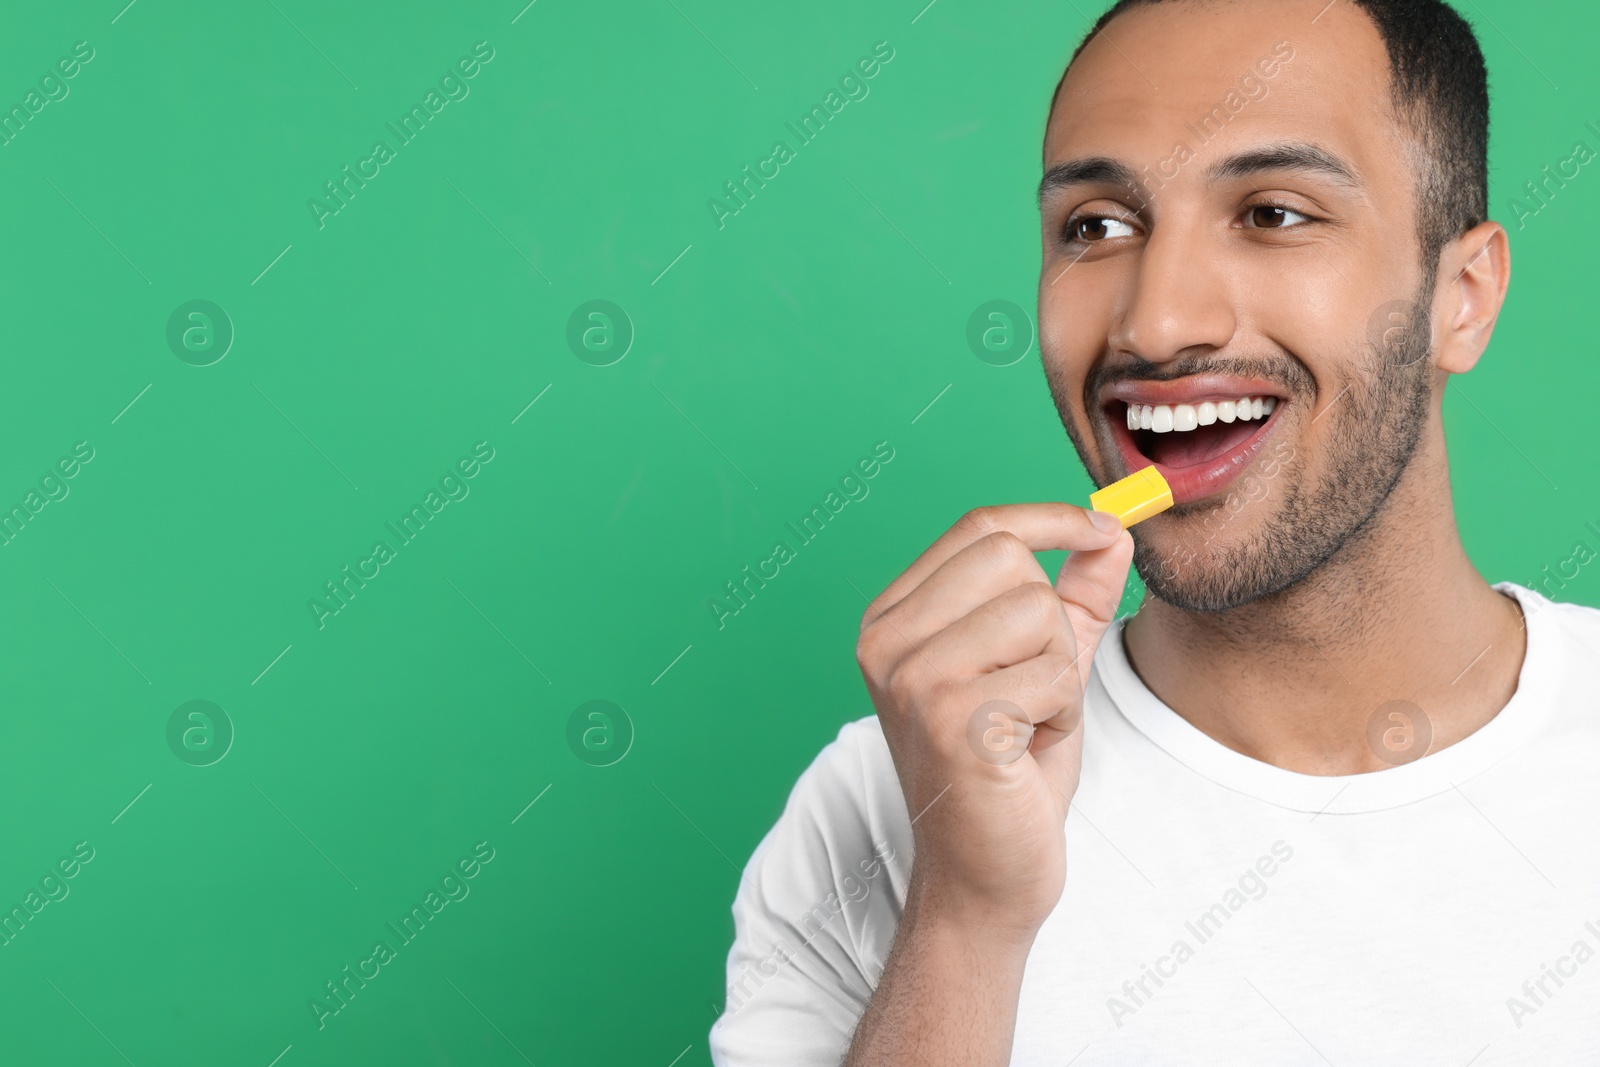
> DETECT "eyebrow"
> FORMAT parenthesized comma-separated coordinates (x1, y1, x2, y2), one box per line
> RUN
(1037, 157, 1140, 205)
(1037, 141, 1363, 206)
(1206, 142, 1362, 190)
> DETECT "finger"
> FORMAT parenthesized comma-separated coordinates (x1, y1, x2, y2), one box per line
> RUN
(918, 580, 1079, 678)
(1052, 528, 1136, 695)
(1031, 721, 1085, 810)
(960, 652, 1090, 759)
(868, 530, 1054, 653)
(863, 503, 1123, 631)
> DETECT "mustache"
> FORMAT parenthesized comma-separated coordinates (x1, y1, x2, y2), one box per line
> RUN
(1085, 354, 1316, 403)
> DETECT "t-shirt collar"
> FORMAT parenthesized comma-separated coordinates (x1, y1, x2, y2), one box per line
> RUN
(1092, 582, 1554, 814)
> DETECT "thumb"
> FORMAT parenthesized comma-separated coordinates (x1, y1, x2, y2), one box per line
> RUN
(1052, 521, 1135, 695)
(1031, 719, 1085, 812)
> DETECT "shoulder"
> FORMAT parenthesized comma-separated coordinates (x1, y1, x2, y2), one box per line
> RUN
(806, 715, 901, 814)
(1495, 582, 1600, 740)
(1504, 580, 1600, 652)
(710, 716, 909, 1065)
(747, 715, 909, 894)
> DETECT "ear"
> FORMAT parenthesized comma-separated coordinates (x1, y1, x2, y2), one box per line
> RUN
(1433, 220, 1510, 375)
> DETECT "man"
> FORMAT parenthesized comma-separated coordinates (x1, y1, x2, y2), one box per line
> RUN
(711, 0, 1600, 1062)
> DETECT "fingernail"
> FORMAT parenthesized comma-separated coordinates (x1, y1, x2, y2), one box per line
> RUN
(1088, 510, 1123, 535)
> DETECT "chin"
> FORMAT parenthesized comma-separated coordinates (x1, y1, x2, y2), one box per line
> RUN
(1133, 531, 1298, 612)
(1128, 480, 1330, 613)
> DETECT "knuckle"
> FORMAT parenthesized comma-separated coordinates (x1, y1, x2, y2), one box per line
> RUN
(1018, 580, 1064, 621)
(885, 657, 927, 704)
(955, 506, 1000, 540)
(854, 627, 879, 673)
(856, 621, 900, 681)
(980, 530, 1032, 571)
(858, 596, 886, 637)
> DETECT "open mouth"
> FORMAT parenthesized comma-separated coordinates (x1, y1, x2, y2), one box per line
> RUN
(1105, 391, 1285, 506)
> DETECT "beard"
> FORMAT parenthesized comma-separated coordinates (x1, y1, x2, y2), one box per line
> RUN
(1044, 283, 1436, 613)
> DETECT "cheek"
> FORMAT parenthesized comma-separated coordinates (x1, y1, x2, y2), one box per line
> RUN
(1039, 273, 1118, 386)
(1242, 245, 1412, 386)
(1247, 291, 1367, 401)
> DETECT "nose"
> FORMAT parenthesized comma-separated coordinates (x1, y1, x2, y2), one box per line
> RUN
(1108, 216, 1238, 366)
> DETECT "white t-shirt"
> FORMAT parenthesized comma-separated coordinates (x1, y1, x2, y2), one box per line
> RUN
(709, 582, 1600, 1065)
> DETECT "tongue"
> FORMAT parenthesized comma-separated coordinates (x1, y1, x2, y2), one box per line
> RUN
(1146, 420, 1259, 467)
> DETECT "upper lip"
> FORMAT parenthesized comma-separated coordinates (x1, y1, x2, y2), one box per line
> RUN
(1100, 374, 1290, 408)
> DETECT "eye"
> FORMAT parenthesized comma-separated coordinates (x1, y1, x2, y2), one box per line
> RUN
(1064, 214, 1138, 244)
(1243, 203, 1312, 229)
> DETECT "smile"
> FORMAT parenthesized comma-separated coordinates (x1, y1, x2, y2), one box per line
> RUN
(1101, 377, 1289, 506)
(1123, 396, 1276, 433)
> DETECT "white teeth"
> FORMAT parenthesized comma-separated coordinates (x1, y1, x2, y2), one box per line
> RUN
(1127, 395, 1278, 433)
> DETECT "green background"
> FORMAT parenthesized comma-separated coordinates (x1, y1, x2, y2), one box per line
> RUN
(1, 0, 1595, 1063)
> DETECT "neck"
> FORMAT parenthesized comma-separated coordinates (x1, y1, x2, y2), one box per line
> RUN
(1121, 427, 1526, 775)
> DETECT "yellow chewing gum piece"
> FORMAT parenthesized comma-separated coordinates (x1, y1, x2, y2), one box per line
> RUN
(1089, 466, 1173, 529)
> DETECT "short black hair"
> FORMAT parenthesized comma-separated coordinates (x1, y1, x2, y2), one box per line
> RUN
(1051, 0, 1489, 285)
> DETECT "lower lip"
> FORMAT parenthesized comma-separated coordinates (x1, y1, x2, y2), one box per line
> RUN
(1109, 405, 1283, 506)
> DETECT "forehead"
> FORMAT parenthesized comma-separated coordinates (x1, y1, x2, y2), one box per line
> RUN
(1046, 0, 1409, 194)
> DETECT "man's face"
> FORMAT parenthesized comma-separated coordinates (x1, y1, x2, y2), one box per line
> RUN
(1040, 0, 1439, 612)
